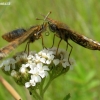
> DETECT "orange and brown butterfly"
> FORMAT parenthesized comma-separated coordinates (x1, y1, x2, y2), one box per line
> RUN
(0, 23, 47, 60)
(45, 12, 100, 50)
(42, 12, 100, 63)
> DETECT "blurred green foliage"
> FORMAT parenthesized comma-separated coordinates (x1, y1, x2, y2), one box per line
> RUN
(0, 0, 100, 100)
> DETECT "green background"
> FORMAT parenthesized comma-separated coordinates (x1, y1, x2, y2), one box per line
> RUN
(0, 0, 100, 100)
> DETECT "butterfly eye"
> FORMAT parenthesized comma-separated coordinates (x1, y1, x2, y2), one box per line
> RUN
(48, 23, 57, 32)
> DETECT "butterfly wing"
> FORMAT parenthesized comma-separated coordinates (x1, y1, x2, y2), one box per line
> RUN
(0, 26, 39, 60)
(2, 28, 26, 42)
(67, 29, 100, 50)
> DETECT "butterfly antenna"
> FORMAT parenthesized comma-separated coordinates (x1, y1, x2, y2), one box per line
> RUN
(36, 11, 51, 21)
(44, 11, 51, 21)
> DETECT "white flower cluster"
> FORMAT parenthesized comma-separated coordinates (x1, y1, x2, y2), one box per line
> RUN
(0, 48, 74, 88)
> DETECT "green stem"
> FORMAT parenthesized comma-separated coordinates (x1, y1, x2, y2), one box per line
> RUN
(43, 73, 54, 93)
(32, 89, 42, 100)
(39, 78, 45, 100)
(43, 68, 66, 93)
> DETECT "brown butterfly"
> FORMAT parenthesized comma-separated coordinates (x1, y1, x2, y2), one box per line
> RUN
(0, 23, 47, 60)
(43, 12, 100, 63)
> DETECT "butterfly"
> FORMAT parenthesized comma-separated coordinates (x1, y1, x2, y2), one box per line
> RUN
(42, 12, 100, 63)
(0, 23, 47, 60)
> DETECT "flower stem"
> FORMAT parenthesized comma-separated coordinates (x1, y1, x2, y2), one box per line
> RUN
(32, 89, 42, 100)
(39, 78, 45, 100)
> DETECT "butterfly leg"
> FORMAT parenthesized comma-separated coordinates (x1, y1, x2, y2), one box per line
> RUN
(66, 41, 68, 51)
(24, 41, 30, 55)
(50, 34, 56, 48)
(41, 35, 47, 49)
(66, 41, 73, 65)
(56, 38, 62, 55)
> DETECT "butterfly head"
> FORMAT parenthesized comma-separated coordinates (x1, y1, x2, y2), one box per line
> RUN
(42, 12, 58, 33)
(31, 22, 47, 40)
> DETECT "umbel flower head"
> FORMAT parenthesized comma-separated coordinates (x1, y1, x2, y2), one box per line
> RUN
(0, 47, 74, 92)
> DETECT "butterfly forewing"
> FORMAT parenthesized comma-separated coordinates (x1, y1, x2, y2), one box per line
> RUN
(66, 29, 100, 50)
(2, 28, 26, 42)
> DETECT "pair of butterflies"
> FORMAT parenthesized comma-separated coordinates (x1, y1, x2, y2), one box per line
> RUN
(0, 12, 100, 60)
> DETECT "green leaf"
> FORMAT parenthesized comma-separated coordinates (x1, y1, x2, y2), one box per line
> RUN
(63, 93, 71, 100)
(87, 80, 100, 90)
(85, 70, 96, 83)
